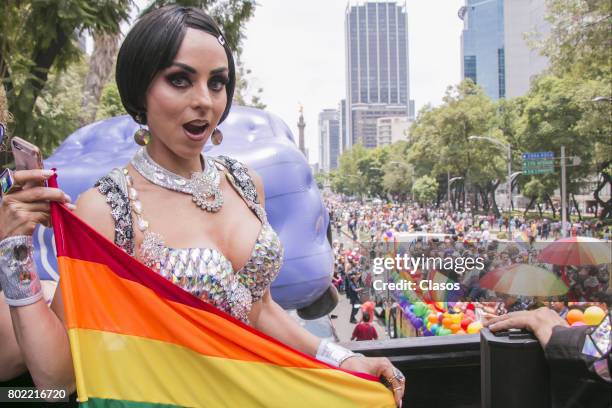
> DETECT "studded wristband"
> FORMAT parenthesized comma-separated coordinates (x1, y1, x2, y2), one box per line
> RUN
(316, 338, 363, 367)
(0, 235, 42, 307)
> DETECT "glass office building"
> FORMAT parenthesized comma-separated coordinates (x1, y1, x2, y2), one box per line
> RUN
(345, 1, 413, 148)
(460, 0, 505, 100)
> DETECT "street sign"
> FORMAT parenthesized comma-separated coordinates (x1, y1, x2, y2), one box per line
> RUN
(522, 159, 554, 168)
(521, 151, 554, 160)
(522, 151, 554, 175)
(523, 168, 554, 175)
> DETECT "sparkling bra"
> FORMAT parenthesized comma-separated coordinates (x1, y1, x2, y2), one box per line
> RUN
(95, 156, 283, 323)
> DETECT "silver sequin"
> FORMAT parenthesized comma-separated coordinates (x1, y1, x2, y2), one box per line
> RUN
(96, 156, 283, 324)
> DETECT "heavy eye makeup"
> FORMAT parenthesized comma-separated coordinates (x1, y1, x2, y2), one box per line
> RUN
(164, 67, 228, 92)
(209, 74, 229, 92)
(166, 72, 191, 88)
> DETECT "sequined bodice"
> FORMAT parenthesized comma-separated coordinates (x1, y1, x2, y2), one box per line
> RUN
(96, 156, 284, 324)
(153, 223, 283, 323)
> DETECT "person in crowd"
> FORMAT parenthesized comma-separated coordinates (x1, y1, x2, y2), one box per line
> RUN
(351, 312, 378, 341)
(348, 273, 363, 324)
(487, 307, 611, 384)
(550, 300, 569, 319)
(0, 6, 404, 404)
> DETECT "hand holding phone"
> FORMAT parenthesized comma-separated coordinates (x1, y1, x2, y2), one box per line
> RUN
(10, 136, 45, 189)
(11, 137, 43, 171)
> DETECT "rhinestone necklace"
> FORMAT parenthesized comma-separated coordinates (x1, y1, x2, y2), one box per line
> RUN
(130, 147, 224, 212)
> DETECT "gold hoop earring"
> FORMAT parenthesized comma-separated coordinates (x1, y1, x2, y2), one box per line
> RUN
(134, 127, 150, 146)
(211, 128, 223, 145)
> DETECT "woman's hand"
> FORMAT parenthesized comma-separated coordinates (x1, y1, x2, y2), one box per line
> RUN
(0, 169, 72, 240)
(340, 355, 405, 407)
(485, 306, 569, 347)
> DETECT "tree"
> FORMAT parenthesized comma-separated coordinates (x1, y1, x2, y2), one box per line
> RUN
(331, 144, 368, 196)
(80, 32, 121, 125)
(382, 141, 413, 199)
(0, 1, 131, 144)
(96, 82, 125, 121)
(412, 175, 439, 205)
(314, 172, 327, 190)
(407, 80, 501, 210)
(540, 0, 611, 81)
(517, 75, 600, 219)
(357, 146, 389, 197)
(233, 55, 266, 109)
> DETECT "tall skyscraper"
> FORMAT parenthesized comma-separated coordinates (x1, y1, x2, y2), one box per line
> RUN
(459, 0, 549, 100)
(318, 109, 340, 172)
(345, 0, 414, 149)
(459, 0, 505, 100)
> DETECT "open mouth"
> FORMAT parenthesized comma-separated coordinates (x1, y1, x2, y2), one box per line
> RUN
(182, 121, 209, 136)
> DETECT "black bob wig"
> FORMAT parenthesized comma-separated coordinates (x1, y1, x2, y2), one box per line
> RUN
(116, 5, 235, 126)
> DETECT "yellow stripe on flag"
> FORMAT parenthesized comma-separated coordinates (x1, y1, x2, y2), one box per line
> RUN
(70, 329, 394, 408)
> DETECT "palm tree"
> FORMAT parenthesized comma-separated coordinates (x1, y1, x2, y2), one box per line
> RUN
(80, 31, 121, 125)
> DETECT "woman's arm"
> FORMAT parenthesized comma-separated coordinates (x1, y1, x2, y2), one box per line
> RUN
(246, 168, 404, 407)
(0, 292, 26, 381)
(250, 290, 320, 356)
(1, 177, 114, 393)
(0, 170, 75, 392)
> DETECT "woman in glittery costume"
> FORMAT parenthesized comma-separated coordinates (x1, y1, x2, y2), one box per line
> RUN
(0, 6, 405, 405)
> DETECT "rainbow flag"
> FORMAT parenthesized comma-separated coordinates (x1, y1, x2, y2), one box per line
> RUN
(515, 229, 530, 250)
(49, 191, 394, 407)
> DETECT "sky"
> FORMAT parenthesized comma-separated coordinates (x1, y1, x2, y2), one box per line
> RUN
(241, 0, 465, 164)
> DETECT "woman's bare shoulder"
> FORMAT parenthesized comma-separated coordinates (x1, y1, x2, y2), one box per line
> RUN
(73, 187, 115, 241)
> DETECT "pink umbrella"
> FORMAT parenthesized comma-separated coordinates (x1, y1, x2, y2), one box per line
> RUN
(479, 264, 568, 297)
(537, 237, 611, 266)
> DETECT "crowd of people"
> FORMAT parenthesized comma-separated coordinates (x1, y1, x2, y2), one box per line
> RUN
(326, 194, 611, 337)
(327, 196, 611, 245)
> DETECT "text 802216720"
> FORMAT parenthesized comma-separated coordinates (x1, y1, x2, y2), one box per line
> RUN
(1, 387, 69, 402)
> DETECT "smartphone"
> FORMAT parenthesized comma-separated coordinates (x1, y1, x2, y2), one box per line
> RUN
(11, 136, 43, 171)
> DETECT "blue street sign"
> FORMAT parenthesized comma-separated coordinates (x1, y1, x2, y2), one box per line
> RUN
(522, 151, 554, 160)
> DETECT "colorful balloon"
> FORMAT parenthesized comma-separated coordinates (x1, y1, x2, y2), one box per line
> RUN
(583, 306, 605, 326)
(461, 317, 472, 331)
(467, 321, 483, 334)
(438, 328, 451, 336)
(566, 309, 584, 325)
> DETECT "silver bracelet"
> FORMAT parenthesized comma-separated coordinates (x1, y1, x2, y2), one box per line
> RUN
(316, 338, 364, 367)
(0, 235, 42, 307)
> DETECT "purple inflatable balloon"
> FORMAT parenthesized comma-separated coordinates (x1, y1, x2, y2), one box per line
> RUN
(34, 106, 332, 310)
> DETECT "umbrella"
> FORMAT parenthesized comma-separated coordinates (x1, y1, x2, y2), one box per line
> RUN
(537, 237, 611, 266)
(479, 263, 568, 297)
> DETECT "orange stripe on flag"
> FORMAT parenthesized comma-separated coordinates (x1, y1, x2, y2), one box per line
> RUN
(59, 256, 326, 369)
